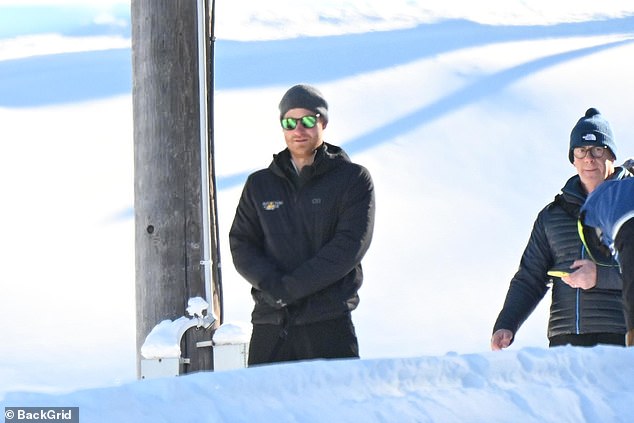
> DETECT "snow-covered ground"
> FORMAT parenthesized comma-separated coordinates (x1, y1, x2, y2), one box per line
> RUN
(3, 346, 634, 423)
(1, 1, 634, 421)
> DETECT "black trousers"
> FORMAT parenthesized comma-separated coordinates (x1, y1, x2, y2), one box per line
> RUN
(549, 333, 625, 348)
(615, 218, 634, 331)
(248, 314, 359, 366)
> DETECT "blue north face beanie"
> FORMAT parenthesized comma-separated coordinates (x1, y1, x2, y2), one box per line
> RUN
(569, 107, 616, 163)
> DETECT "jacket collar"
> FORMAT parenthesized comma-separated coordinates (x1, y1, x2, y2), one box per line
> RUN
(270, 142, 349, 179)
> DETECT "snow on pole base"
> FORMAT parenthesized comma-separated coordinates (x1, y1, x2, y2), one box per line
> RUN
(140, 297, 215, 379)
(212, 321, 251, 371)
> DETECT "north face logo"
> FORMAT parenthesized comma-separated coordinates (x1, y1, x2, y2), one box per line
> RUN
(582, 133, 597, 141)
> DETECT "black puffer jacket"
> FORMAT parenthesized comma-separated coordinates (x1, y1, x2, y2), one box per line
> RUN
(493, 168, 630, 340)
(229, 143, 375, 326)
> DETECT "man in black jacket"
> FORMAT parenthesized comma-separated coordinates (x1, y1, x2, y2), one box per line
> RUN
(229, 84, 375, 365)
(491, 108, 628, 350)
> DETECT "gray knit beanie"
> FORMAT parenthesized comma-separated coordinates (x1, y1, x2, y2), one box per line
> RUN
(569, 107, 616, 163)
(279, 84, 329, 123)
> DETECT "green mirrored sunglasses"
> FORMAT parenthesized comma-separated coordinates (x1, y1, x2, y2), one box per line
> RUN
(280, 114, 320, 130)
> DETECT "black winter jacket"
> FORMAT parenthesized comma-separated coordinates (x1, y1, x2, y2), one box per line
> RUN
(493, 168, 630, 340)
(229, 143, 375, 326)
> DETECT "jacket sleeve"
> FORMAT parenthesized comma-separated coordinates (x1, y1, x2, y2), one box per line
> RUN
(493, 209, 552, 337)
(280, 166, 375, 302)
(595, 265, 624, 290)
(229, 176, 287, 295)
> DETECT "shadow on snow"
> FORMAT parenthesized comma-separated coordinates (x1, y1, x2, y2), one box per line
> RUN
(2, 15, 633, 211)
(2, 17, 633, 109)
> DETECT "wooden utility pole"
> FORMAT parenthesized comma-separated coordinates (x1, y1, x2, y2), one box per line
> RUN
(132, 0, 222, 377)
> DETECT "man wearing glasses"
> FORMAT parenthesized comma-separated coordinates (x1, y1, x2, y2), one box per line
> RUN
(491, 108, 630, 350)
(229, 84, 375, 365)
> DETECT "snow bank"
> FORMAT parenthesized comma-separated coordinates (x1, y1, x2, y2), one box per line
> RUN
(2, 346, 632, 423)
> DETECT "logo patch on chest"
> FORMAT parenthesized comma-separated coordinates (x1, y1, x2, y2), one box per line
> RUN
(262, 201, 284, 211)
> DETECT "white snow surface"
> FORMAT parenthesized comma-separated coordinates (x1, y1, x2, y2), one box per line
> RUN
(3, 346, 634, 423)
(1, 1, 634, 421)
(186, 296, 210, 318)
(212, 322, 252, 346)
(140, 297, 214, 359)
(140, 318, 188, 360)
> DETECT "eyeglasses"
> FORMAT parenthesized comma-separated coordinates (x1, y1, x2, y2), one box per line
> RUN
(573, 146, 607, 160)
(280, 114, 320, 130)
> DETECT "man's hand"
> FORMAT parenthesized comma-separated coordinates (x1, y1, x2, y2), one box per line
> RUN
(561, 259, 597, 290)
(257, 277, 292, 309)
(491, 329, 514, 351)
(257, 289, 287, 309)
